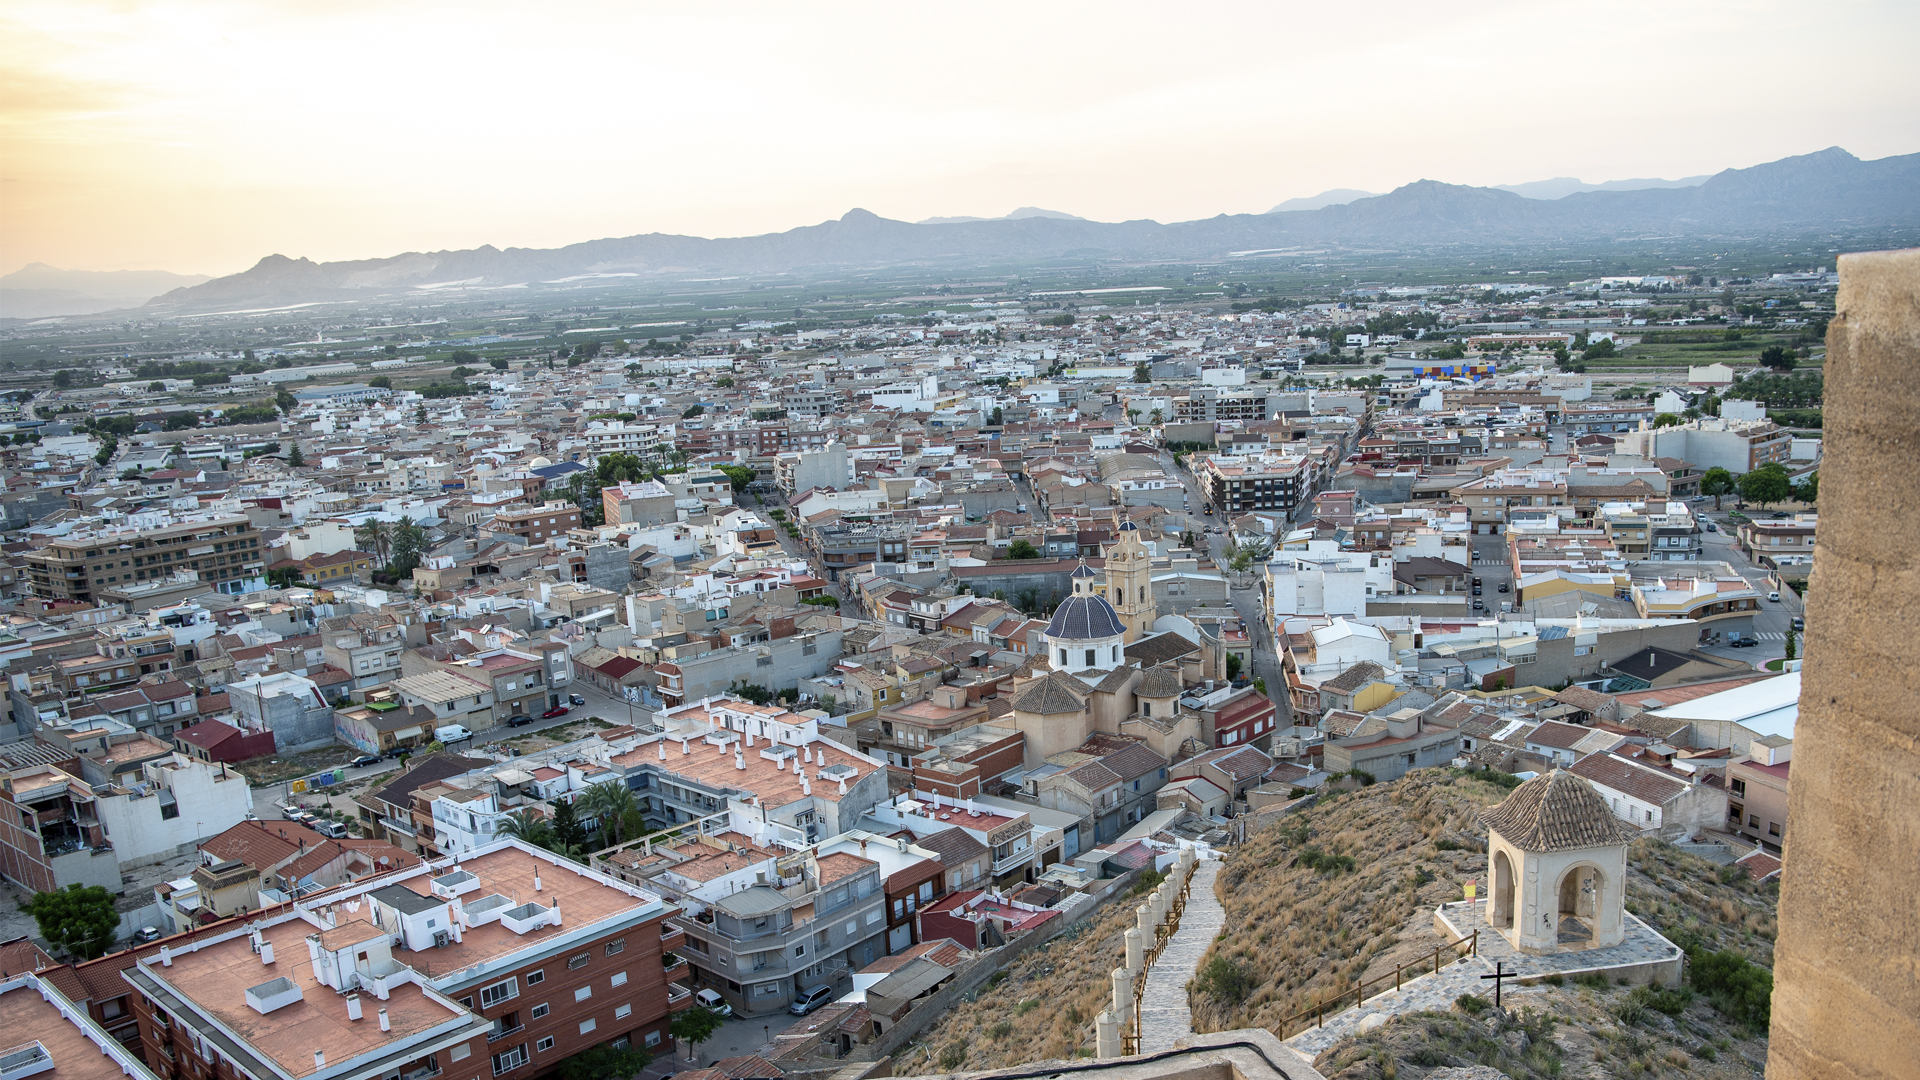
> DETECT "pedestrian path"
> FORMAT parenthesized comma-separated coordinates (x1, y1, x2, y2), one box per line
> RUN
(1137, 858, 1225, 1053)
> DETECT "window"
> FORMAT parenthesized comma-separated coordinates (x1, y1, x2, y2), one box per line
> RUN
(535, 1038, 553, 1053)
(604, 938, 625, 956)
(490, 1046, 526, 1076)
(530, 1004, 548, 1020)
(458, 996, 473, 1009)
(610, 971, 627, 987)
(1645, 810, 1654, 823)
(574, 986, 592, 1002)
(479, 977, 518, 1008)
(614, 1004, 631, 1019)
(1768, 821, 1781, 837)
(644, 1032, 662, 1049)
(578, 1019, 596, 1035)
(1730, 779, 1746, 797)
(567, 952, 590, 969)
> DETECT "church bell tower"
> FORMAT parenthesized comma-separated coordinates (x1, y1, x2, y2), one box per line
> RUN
(1105, 521, 1156, 643)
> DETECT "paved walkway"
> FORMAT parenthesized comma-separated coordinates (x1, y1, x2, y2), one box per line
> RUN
(1138, 858, 1225, 1053)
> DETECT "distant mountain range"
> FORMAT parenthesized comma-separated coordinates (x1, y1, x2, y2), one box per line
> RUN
(0, 264, 210, 319)
(143, 146, 1918, 314)
(917, 206, 1087, 225)
(1269, 172, 1715, 212)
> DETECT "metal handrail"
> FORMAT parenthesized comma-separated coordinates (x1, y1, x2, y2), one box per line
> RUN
(1272, 929, 1478, 1040)
(1119, 871, 1192, 1056)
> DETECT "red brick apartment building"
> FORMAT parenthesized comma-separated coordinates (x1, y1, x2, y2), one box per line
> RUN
(121, 842, 693, 1080)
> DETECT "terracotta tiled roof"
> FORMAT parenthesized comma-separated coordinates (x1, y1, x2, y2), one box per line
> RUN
(1011, 673, 1086, 716)
(1320, 661, 1388, 695)
(1568, 751, 1689, 808)
(1135, 665, 1182, 698)
(1480, 769, 1638, 852)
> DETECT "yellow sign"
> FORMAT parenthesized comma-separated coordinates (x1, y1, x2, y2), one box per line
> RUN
(1464, 878, 1477, 901)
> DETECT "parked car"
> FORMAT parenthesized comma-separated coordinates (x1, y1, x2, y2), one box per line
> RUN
(541, 705, 570, 719)
(1472, 586, 1483, 596)
(1771, 511, 1790, 519)
(133, 926, 163, 944)
(436, 724, 474, 744)
(790, 983, 835, 1016)
(693, 989, 733, 1018)
(1729, 635, 1758, 647)
(569, 693, 586, 707)
(348, 754, 381, 768)
(1791, 616, 1805, 630)
(1705, 522, 1717, 532)
(1471, 599, 1485, 611)
(277, 803, 302, 818)
(507, 714, 535, 727)
(1498, 583, 1509, 593)
(1767, 591, 1781, 602)
(1472, 576, 1482, 587)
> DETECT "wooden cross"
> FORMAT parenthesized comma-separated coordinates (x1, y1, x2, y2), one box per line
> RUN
(1480, 960, 1516, 1007)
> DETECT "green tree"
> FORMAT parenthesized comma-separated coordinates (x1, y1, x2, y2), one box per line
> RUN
(1783, 628, 1796, 662)
(1652, 412, 1682, 428)
(1226, 653, 1243, 680)
(449, 349, 479, 365)
(1700, 467, 1736, 510)
(562, 472, 607, 528)
(669, 1006, 725, 1063)
(1133, 362, 1151, 383)
(990, 406, 1003, 426)
(714, 375, 735, 388)
(554, 1045, 652, 1080)
(577, 780, 638, 846)
(148, 380, 165, 392)
(287, 443, 304, 467)
(368, 375, 392, 389)
(1737, 464, 1793, 507)
(596, 452, 646, 485)
(1046, 313, 1075, 327)
(266, 566, 302, 590)
(275, 388, 298, 414)
(497, 809, 553, 849)
(53, 369, 74, 388)
(1758, 345, 1797, 371)
(23, 883, 118, 959)
(550, 798, 588, 853)
(1007, 539, 1040, 560)
(681, 404, 705, 419)
(716, 465, 755, 493)
(387, 515, 426, 577)
(1581, 337, 1617, 360)
(1793, 470, 1818, 504)
(354, 520, 394, 566)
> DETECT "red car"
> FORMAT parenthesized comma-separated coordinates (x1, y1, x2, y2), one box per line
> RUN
(541, 705, 570, 719)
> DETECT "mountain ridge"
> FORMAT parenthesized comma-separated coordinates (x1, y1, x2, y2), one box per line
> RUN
(151, 146, 1920, 312)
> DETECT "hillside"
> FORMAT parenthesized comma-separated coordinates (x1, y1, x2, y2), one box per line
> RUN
(913, 770, 1779, 1076)
(148, 146, 1920, 312)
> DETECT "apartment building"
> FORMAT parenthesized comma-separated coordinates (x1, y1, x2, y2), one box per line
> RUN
(321, 612, 409, 691)
(1736, 514, 1816, 568)
(1617, 416, 1793, 474)
(579, 422, 664, 457)
(25, 512, 266, 602)
(1449, 469, 1569, 532)
(1727, 753, 1791, 852)
(0, 750, 253, 893)
(810, 520, 913, 581)
(406, 645, 575, 724)
(0, 970, 160, 1080)
(124, 841, 691, 1080)
(1197, 452, 1312, 517)
(1171, 388, 1282, 423)
(1598, 502, 1701, 561)
(489, 502, 582, 545)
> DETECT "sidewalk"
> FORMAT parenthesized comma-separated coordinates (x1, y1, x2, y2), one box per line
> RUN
(1137, 858, 1225, 1053)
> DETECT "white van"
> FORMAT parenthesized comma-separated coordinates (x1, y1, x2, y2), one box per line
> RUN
(693, 988, 733, 1017)
(435, 725, 473, 745)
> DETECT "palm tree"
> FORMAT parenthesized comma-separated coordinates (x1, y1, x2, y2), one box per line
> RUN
(497, 809, 553, 849)
(577, 780, 637, 846)
(354, 520, 393, 565)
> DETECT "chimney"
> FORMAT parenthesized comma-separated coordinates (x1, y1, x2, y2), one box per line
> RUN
(378, 1007, 390, 1032)
(803, 745, 813, 764)
(159, 945, 172, 967)
(657, 741, 666, 761)
(682, 740, 690, 755)
(315, 1052, 325, 1070)
(260, 940, 275, 965)
(534, 871, 543, 892)
(346, 994, 362, 1021)
(550, 897, 562, 926)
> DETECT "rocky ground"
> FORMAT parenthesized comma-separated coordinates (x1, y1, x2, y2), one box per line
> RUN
(1311, 980, 1771, 1079)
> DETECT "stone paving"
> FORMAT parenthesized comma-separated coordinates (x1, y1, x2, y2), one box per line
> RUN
(1284, 902, 1684, 1058)
(1137, 857, 1225, 1053)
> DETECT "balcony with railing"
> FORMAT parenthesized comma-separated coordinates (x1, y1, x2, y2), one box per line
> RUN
(661, 952, 689, 982)
(659, 925, 686, 953)
(399, 1061, 442, 1080)
(666, 983, 694, 1011)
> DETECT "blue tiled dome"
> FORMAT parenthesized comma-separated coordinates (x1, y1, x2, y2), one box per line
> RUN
(1070, 562, 1100, 579)
(1044, 594, 1125, 640)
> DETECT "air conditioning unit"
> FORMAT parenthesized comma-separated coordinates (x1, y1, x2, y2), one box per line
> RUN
(432, 930, 450, 948)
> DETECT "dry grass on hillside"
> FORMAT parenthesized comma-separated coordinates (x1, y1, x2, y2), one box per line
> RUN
(909, 873, 1163, 1073)
(1187, 769, 1780, 1036)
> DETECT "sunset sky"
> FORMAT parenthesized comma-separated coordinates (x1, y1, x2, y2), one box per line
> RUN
(4, 0, 1916, 278)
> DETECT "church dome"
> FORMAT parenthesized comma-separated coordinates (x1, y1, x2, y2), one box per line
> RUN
(1070, 562, 1100, 579)
(1044, 594, 1125, 640)
(528, 456, 552, 468)
(1119, 520, 1139, 532)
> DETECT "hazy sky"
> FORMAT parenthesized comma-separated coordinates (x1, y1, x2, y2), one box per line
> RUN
(4, 0, 1917, 278)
